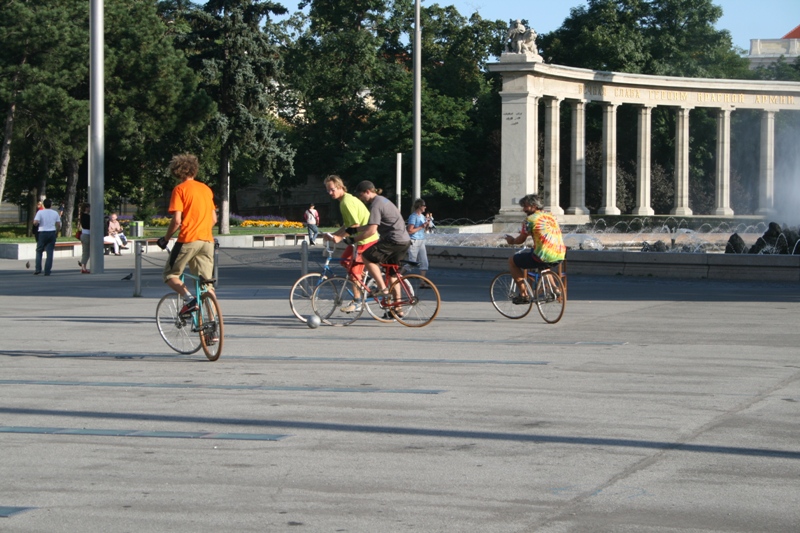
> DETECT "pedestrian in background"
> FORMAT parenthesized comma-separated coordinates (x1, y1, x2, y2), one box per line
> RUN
(33, 199, 62, 276)
(78, 203, 91, 273)
(304, 203, 320, 246)
(406, 198, 431, 283)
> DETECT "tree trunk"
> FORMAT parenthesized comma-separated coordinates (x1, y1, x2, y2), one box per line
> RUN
(27, 187, 38, 237)
(0, 59, 24, 207)
(0, 101, 17, 207)
(62, 158, 80, 237)
(218, 149, 230, 234)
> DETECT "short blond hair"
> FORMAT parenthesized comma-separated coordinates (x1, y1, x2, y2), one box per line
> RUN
(324, 174, 347, 192)
(169, 153, 199, 180)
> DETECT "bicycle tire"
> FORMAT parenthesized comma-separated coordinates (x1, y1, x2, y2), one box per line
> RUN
(290, 273, 324, 322)
(389, 274, 440, 327)
(199, 291, 224, 360)
(312, 277, 364, 326)
(535, 270, 566, 324)
(489, 272, 533, 319)
(156, 293, 202, 354)
(364, 274, 394, 323)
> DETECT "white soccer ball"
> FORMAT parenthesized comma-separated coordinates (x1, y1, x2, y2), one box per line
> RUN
(307, 315, 321, 329)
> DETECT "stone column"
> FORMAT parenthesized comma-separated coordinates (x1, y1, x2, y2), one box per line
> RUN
(633, 105, 655, 216)
(757, 110, 775, 215)
(599, 103, 620, 215)
(671, 106, 693, 216)
(543, 97, 564, 215)
(714, 108, 734, 216)
(567, 100, 588, 215)
(496, 89, 539, 226)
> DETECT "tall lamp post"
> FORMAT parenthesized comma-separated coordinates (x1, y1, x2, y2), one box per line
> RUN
(412, 0, 421, 201)
(90, 0, 105, 273)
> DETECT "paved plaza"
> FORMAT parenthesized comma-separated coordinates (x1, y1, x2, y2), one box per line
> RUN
(1, 247, 799, 532)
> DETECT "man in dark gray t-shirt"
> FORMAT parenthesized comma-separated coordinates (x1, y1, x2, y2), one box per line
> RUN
(348, 180, 411, 300)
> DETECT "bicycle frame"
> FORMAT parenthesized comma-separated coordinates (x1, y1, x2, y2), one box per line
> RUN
(345, 248, 412, 312)
(181, 271, 214, 332)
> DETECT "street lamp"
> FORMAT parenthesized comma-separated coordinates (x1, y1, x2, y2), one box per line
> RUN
(413, 0, 421, 201)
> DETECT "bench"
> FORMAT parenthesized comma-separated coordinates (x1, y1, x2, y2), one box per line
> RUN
(53, 240, 81, 258)
(252, 233, 308, 247)
(103, 236, 131, 255)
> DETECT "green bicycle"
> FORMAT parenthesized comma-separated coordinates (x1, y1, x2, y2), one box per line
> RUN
(156, 271, 224, 361)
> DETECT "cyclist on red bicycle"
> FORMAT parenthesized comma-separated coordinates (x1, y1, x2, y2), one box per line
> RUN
(349, 181, 411, 302)
(505, 194, 565, 304)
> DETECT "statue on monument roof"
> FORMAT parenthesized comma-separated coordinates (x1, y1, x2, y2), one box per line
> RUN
(504, 19, 543, 62)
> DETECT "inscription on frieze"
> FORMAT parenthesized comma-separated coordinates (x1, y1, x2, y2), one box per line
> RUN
(574, 82, 796, 107)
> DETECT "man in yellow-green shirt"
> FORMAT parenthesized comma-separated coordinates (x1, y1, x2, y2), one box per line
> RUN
(321, 175, 379, 312)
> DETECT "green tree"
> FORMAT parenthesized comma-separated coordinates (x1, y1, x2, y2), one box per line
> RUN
(2, 0, 214, 236)
(182, 0, 295, 233)
(284, 1, 506, 219)
(103, 0, 215, 220)
(0, 0, 88, 232)
(282, 0, 394, 187)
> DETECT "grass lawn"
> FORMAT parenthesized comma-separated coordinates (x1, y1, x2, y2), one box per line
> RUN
(0, 224, 334, 244)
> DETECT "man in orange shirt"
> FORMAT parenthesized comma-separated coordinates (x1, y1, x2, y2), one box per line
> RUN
(158, 153, 218, 316)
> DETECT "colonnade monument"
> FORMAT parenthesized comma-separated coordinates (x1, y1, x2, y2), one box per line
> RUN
(488, 20, 800, 231)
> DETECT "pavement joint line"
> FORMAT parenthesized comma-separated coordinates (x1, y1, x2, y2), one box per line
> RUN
(0, 426, 288, 441)
(0, 351, 553, 364)
(227, 335, 628, 346)
(0, 379, 445, 395)
(212, 355, 552, 365)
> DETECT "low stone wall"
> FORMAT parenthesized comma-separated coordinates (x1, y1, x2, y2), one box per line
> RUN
(4, 237, 798, 281)
(0, 233, 309, 260)
(427, 245, 800, 282)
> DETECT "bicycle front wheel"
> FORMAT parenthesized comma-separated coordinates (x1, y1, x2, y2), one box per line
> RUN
(389, 274, 440, 327)
(198, 291, 224, 360)
(490, 272, 533, 319)
(364, 274, 394, 323)
(156, 293, 202, 354)
(290, 273, 323, 322)
(535, 270, 566, 324)
(312, 277, 364, 326)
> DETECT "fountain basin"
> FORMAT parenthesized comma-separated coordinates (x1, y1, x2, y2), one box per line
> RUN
(426, 244, 800, 282)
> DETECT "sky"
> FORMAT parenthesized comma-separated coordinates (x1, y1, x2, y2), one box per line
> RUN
(439, 0, 800, 53)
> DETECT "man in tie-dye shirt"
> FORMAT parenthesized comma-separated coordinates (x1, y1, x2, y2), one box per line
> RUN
(504, 194, 566, 304)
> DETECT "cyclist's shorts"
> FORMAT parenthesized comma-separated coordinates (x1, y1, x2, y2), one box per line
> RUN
(512, 249, 555, 270)
(163, 240, 215, 283)
(340, 240, 377, 280)
(362, 239, 411, 266)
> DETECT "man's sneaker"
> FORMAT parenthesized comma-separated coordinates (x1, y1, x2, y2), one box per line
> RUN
(511, 295, 531, 305)
(340, 301, 362, 313)
(179, 297, 198, 317)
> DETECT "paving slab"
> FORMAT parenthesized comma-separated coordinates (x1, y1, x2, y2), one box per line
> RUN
(1, 248, 799, 532)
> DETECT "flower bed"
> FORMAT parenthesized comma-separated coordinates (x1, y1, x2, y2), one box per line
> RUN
(149, 214, 302, 229)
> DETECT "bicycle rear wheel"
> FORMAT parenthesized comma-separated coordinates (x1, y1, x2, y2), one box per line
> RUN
(290, 273, 324, 322)
(389, 274, 440, 327)
(156, 293, 202, 354)
(490, 272, 533, 319)
(198, 291, 224, 360)
(312, 277, 363, 326)
(535, 270, 566, 324)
